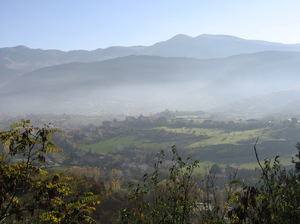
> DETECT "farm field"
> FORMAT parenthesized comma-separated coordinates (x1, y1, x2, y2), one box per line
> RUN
(80, 118, 298, 165)
(1, 113, 299, 167)
(155, 126, 285, 147)
(81, 135, 171, 154)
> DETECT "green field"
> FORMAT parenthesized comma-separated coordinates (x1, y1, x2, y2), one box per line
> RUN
(156, 127, 285, 148)
(82, 126, 288, 155)
(81, 136, 171, 154)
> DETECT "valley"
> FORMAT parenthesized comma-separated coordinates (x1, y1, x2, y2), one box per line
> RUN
(1, 34, 300, 223)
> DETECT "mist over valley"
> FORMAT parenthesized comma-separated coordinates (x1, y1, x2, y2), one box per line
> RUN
(1, 34, 300, 117)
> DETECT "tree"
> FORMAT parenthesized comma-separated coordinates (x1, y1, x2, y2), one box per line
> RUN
(0, 120, 99, 223)
(109, 168, 123, 192)
(293, 142, 300, 172)
(228, 139, 300, 224)
(209, 164, 222, 174)
(120, 145, 200, 224)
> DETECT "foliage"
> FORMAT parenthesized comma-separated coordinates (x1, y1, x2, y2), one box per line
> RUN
(228, 140, 300, 224)
(2, 118, 300, 223)
(0, 120, 99, 223)
(293, 142, 300, 172)
(120, 145, 200, 224)
(120, 140, 300, 224)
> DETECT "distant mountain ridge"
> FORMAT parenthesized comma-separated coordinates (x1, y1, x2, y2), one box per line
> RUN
(1, 34, 300, 116)
(1, 34, 300, 80)
(0, 45, 144, 85)
(142, 34, 300, 58)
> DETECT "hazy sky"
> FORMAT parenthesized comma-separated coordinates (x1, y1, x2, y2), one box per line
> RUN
(1, 0, 300, 51)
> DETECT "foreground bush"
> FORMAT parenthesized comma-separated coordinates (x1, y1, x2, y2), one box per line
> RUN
(0, 120, 99, 223)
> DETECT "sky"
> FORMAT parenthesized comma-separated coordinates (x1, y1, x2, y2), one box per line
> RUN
(1, 0, 300, 51)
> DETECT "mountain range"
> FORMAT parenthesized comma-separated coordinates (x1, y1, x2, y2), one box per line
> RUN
(1, 34, 300, 116)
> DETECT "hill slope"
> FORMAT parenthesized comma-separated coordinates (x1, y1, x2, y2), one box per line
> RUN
(1, 51, 300, 115)
(1, 34, 300, 84)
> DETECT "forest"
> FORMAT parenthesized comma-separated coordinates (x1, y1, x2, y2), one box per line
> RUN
(1, 113, 300, 223)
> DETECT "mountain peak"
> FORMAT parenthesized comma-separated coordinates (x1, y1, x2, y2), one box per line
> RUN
(195, 34, 244, 41)
(10, 45, 30, 50)
(168, 34, 193, 41)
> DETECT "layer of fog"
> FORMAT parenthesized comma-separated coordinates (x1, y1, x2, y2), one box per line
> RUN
(2, 78, 300, 117)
